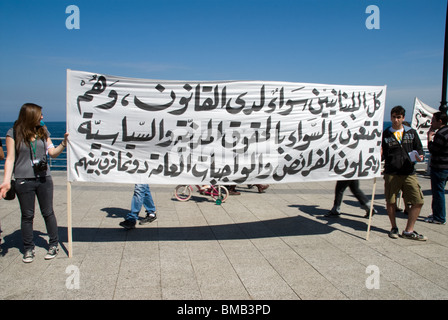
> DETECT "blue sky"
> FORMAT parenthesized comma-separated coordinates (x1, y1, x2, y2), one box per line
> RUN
(0, 0, 446, 122)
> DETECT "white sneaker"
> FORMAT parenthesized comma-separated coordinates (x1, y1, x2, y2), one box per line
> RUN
(44, 246, 59, 260)
(22, 249, 35, 263)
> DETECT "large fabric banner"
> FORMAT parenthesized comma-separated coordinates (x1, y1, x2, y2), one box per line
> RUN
(411, 97, 438, 149)
(66, 70, 386, 184)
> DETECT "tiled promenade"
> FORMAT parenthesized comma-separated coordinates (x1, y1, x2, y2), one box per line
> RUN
(0, 171, 447, 300)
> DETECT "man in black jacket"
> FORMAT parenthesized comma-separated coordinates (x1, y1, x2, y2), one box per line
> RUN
(425, 111, 448, 225)
(382, 105, 427, 240)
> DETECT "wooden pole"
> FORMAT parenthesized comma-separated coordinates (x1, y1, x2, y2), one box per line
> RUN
(66, 69, 73, 257)
(366, 177, 377, 241)
(67, 181, 73, 258)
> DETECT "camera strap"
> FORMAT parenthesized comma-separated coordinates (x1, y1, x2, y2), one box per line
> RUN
(30, 138, 38, 160)
(29, 136, 46, 162)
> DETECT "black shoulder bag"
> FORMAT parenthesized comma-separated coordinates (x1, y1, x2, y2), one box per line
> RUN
(4, 180, 16, 200)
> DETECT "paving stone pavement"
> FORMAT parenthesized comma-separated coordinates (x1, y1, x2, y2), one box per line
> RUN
(1, 171, 447, 300)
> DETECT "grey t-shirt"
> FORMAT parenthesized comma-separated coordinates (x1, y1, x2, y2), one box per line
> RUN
(6, 127, 52, 179)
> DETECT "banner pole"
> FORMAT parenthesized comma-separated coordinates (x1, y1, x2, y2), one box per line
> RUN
(66, 69, 73, 258)
(366, 177, 377, 241)
(67, 181, 73, 257)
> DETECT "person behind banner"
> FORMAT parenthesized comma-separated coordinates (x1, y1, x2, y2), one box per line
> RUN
(247, 184, 270, 193)
(425, 111, 448, 225)
(0, 103, 69, 263)
(119, 184, 157, 229)
(382, 105, 427, 241)
(325, 180, 378, 218)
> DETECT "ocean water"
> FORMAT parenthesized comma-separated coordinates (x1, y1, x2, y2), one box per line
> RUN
(0, 121, 66, 138)
(383, 121, 392, 129)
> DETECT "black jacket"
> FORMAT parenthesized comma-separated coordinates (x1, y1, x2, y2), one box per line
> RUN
(428, 125, 448, 170)
(382, 126, 424, 175)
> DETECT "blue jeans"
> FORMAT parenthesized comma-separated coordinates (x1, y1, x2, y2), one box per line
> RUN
(126, 184, 156, 222)
(430, 168, 448, 223)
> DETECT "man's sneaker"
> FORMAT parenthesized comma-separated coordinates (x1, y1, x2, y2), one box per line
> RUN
(424, 216, 446, 225)
(401, 231, 428, 241)
(139, 212, 157, 225)
(22, 249, 35, 263)
(324, 210, 341, 217)
(389, 227, 399, 239)
(44, 246, 59, 260)
(363, 208, 378, 218)
(119, 219, 136, 230)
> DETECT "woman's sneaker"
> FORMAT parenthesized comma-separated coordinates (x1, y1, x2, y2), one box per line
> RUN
(44, 246, 59, 260)
(22, 249, 35, 263)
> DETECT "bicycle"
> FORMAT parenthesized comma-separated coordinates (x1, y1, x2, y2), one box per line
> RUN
(174, 185, 229, 204)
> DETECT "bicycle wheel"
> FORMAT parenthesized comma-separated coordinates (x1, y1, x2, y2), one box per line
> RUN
(174, 185, 192, 201)
(211, 186, 229, 203)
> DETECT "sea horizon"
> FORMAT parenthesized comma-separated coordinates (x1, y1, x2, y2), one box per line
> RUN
(0, 121, 67, 138)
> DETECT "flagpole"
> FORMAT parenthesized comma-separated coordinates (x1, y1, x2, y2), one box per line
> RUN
(441, 1, 448, 113)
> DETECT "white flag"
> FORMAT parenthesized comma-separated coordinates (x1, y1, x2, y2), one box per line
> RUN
(411, 97, 438, 149)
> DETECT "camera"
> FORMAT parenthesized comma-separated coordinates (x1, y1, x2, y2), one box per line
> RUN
(32, 158, 48, 174)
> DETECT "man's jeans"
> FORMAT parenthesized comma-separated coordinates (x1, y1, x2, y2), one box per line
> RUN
(430, 168, 448, 223)
(15, 176, 58, 251)
(126, 184, 156, 221)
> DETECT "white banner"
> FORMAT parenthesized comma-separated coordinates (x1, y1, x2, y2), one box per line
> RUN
(66, 70, 386, 184)
(411, 97, 438, 149)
